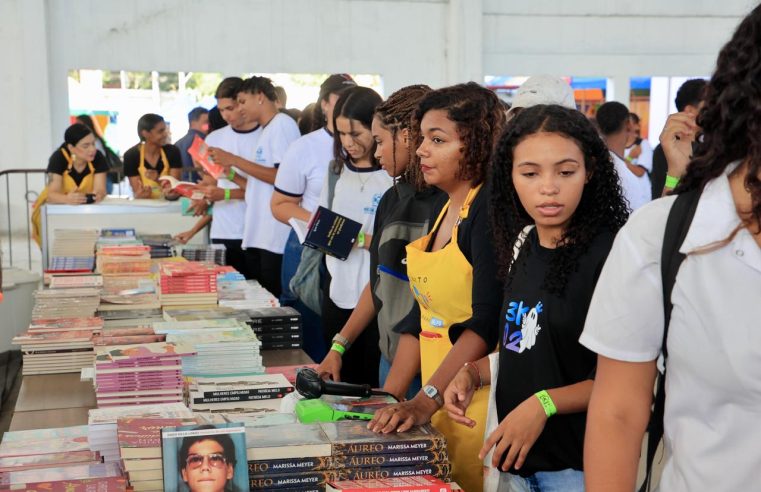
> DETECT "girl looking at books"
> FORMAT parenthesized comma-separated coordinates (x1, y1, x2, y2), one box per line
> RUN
(442, 105, 628, 491)
(123, 113, 183, 199)
(31, 123, 109, 246)
(368, 82, 505, 492)
(270, 74, 357, 362)
(317, 85, 444, 400)
(320, 86, 393, 386)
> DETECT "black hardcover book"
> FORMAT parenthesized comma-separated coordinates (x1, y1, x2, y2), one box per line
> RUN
(338, 463, 451, 481)
(245, 307, 301, 326)
(198, 386, 294, 399)
(320, 421, 447, 456)
(257, 332, 303, 343)
(249, 323, 302, 334)
(249, 471, 332, 490)
(193, 388, 293, 404)
(334, 450, 448, 469)
(260, 341, 303, 350)
(304, 206, 362, 261)
(248, 456, 333, 476)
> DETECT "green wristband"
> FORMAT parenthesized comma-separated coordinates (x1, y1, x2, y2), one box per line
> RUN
(330, 342, 346, 356)
(224, 188, 231, 201)
(535, 390, 557, 417)
(227, 169, 236, 181)
(665, 175, 680, 189)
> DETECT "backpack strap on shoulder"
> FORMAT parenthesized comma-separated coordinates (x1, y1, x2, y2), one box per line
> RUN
(640, 188, 701, 491)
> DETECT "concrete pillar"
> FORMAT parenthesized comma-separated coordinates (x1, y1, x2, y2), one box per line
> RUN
(607, 75, 632, 107)
(447, 0, 483, 85)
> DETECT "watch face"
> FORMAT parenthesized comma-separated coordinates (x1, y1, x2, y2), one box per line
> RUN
(423, 385, 437, 398)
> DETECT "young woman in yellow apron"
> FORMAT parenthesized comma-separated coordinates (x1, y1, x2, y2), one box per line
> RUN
(369, 83, 506, 492)
(31, 123, 108, 246)
(123, 113, 182, 199)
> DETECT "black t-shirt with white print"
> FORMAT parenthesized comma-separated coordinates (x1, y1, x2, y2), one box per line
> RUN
(495, 227, 614, 477)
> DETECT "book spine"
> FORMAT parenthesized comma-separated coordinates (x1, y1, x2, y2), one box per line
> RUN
(192, 391, 290, 404)
(248, 456, 333, 476)
(334, 450, 448, 468)
(247, 317, 301, 326)
(249, 471, 333, 489)
(330, 438, 447, 457)
(260, 342, 303, 350)
(335, 463, 451, 482)
(197, 387, 294, 399)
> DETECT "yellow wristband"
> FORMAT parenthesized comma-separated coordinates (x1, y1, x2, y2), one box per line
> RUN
(535, 390, 557, 417)
(330, 342, 346, 356)
(665, 175, 680, 189)
(224, 188, 231, 201)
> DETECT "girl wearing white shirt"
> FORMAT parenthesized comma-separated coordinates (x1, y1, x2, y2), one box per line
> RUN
(320, 86, 393, 386)
(582, 6, 761, 491)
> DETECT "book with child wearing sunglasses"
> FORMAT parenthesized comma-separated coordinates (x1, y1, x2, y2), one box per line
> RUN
(161, 422, 249, 492)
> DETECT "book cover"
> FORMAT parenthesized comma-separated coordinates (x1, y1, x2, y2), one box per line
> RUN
(321, 421, 447, 457)
(248, 456, 333, 476)
(0, 451, 100, 473)
(188, 134, 224, 179)
(302, 206, 362, 261)
(326, 475, 451, 492)
(243, 306, 301, 326)
(249, 470, 332, 490)
(161, 422, 249, 492)
(336, 463, 451, 482)
(117, 417, 197, 459)
(333, 450, 449, 469)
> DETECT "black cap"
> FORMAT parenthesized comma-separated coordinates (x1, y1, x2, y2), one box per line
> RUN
(319, 74, 356, 100)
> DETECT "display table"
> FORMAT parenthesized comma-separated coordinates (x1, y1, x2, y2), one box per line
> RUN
(8, 350, 315, 431)
(41, 198, 208, 267)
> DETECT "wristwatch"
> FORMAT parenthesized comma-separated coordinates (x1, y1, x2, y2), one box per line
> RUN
(332, 333, 351, 350)
(422, 385, 444, 407)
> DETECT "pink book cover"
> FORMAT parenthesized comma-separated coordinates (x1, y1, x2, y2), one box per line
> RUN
(97, 379, 183, 391)
(328, 475, 450, 491)
(98, 391, 184, 403)
(95, 356, 181, 369)
(0, 451, 100, 473)
(99, 343, 194, 361)
(98, 397, 182, 407)
(92, 334, 164, 346)
(116, 418, 195, 449)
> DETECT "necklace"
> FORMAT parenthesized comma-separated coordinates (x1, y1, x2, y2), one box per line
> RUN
(357, 172, 371, 192)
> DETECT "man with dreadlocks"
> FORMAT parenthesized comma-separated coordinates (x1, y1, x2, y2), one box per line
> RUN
(316, 85, 443, 401)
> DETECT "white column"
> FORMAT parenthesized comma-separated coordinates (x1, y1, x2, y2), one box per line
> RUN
(447, 0, 483, 85)
(607, 75, 632, 106)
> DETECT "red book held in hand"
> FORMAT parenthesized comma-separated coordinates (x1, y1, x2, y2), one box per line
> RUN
(188, 134, 224, 179)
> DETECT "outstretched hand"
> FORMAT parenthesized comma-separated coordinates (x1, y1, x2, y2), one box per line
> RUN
(443, 365, 478, 428)
(479, 395, 547, 471)
(367, 394, 439, 434)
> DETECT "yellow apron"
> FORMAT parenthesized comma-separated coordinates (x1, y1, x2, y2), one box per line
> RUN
(138, 143, 170, 199)
(405, 184, 489, 492)
(31, 148, 95, 247)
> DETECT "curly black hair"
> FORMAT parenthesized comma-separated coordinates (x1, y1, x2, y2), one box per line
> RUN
(676, 4, 761, 236)
(413, 82, 506, 188)
(489, 104, 630, 295)
(375, 84, 432, 190)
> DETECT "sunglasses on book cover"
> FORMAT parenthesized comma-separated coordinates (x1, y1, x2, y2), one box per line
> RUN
(185, 453, 228, 469)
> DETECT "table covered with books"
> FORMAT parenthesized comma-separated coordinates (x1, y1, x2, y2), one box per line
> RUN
(1, 227, 459, 491)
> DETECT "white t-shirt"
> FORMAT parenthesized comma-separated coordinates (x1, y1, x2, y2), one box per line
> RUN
(319, 162, 393, 309)
(625, 138, 654, 173)
(204, 125, 261, 240)
(610, 151, 650, 211)
(580, 162, 761, 492)
(241, 113, 301, 253)
(274, 127, 333, 215)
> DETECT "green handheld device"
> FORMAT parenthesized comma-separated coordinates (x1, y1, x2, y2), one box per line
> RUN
(295, 399, 375, 423)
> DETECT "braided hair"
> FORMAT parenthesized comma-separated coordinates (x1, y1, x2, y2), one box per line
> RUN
(374, 84, 432, 189)
(490, 105, 630, 295)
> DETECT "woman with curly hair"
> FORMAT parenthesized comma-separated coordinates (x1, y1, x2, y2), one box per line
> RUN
(368, 82, 505, 492)
(581, 5, 761, 492)
(441, 104, 628, 491)
(316, 85, 442, 401)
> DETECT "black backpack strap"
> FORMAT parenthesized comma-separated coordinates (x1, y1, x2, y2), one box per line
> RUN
(640, 188, 701, 492)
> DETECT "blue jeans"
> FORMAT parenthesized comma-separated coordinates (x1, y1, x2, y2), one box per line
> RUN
(378, 355, 421, 401)
(497, 469, 585, 492)
(280, 230, 327, 362)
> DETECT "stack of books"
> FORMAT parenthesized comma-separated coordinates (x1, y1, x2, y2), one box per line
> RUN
(99, 274, 161, 312)
(93, 342, 194, 408)
(158, 261, 218, 307)
(31, 287, 101, 319)
(161, 324, 264, 380)
(47, 229, 100, 273)
(88, 402, 193, 463)
(96, 245, 152, 274)
(92, 326, 165, 347)
(245, 306, 303, 351)
(48, 272, 103, 289)
(181, 243, 227, 265)
(218, 279, 280, 310)
(327, 476, 458, 491)
(187, 373, 293, 414)
(245, 421, 451, 490)
(13, 329, 96, 375)
(139, 234, 176, 259)
(116, 416, 197, 491)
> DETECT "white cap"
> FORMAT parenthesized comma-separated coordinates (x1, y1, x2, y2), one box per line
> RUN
(511, 75, 576, 111)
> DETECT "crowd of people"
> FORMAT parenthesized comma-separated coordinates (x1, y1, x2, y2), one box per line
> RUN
(32, 5, 761, 491)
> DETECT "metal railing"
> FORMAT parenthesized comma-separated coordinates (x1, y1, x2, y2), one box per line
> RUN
(0, 169, 46, 271)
